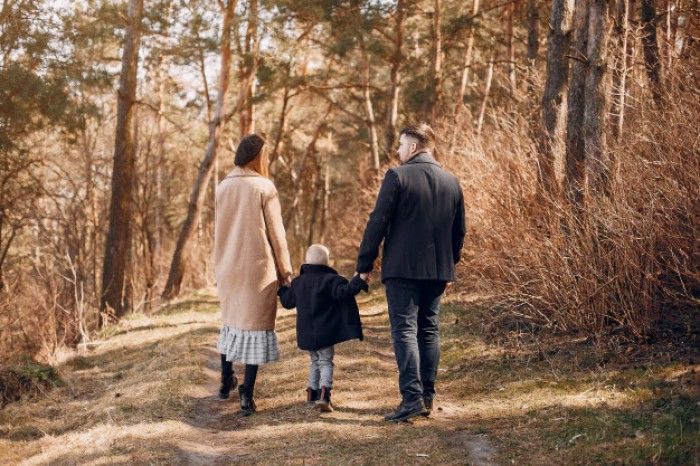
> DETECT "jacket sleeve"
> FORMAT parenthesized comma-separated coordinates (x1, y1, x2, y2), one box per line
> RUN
(277, 285, 296, 309)
(356, 169, 400, 273)
(452, 187, 467, 264)
(330, 275, 369, 301)
(263, 185, 294, 279)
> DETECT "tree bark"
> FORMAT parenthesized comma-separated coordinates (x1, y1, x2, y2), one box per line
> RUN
(100, 0, 144, 324)
(526, 0, 540, 92)
(240, 0, 258, 138)
(506, 1, 517, 96)
(384, 0, 404, 158)
(476, 52, 495, 136)
(425, 0, 443, 122)
(564, 0, 589, 207)
(584, 0, 611, 194)
(455, 0, 480, 114)
(360, 39, 380, 173)
(537, 0, 575, 197)
(161, 0, 236, 301)
(611, 0, 630, 140)
(641, 0, 663, 104)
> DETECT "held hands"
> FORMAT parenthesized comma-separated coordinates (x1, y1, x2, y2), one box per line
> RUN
(355, 271, 372, 284)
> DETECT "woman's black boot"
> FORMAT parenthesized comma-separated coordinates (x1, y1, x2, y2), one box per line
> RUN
(218, 354, 238, 399)
(239, 385, 257, 416)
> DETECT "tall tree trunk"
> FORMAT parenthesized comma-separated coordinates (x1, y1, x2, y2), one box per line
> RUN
(641, 0, 663, 103)
(425, 0, 443, 122)
(476, 52, 495, 136)
(449, 0, 480, 154)
(564, 0, 589, 207)
(506, 1, 517, 96)
(611, 0, 630, 140)
(161, 0, 236, 301)
(360, 40, 380, 173)
(584, 0, 611, 194)
(240, 0, 258, 138)
(100, 0, 144, 324)
(537, 0, 575, 197)
(319, 157, 330, 244)
(385, 0, 404, 158)
(527, 0, 540, 92)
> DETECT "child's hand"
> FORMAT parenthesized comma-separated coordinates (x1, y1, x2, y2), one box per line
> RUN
(359, 272, 371, 283)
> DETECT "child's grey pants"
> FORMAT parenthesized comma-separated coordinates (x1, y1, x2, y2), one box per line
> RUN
(308, 346, 334, 389)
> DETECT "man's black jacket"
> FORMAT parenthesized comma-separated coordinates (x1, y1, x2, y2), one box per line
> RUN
(278, 264, 367, 351)
(356, 152, 466, 282)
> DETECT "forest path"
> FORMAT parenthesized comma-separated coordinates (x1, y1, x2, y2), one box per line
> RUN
(0, 288, 498, 465)
(174, 290, 498, 465)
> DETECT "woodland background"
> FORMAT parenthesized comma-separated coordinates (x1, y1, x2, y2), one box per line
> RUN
(0, 0, 698, 363)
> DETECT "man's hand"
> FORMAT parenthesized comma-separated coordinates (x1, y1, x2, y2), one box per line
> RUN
(359, 272, 371, 283)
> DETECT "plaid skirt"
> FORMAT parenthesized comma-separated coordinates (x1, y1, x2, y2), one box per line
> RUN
(217, 326, 280, 365)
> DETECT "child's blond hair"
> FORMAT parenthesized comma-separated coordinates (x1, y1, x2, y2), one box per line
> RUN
(305, 244, 330, 265)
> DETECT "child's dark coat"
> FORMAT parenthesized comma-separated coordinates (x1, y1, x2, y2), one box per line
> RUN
(278, 264, 367, 351)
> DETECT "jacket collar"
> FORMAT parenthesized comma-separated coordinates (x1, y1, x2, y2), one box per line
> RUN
(404, 152, 441, 167)
(227, 166, 262, 178)
(300, 263, 338, 275)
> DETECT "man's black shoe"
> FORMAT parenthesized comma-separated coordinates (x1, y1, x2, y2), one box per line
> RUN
(384, 399, 427, 422)
(422, 397, 433, 416)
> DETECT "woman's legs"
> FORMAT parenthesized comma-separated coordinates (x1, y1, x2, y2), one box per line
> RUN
(218, 354, 237, 399)
(239, 364, 258, 416)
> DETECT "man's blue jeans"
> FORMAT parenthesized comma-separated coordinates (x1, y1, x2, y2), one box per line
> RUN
(385, 278, 446, 404)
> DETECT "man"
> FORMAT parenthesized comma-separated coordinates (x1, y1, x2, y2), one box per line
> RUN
(356, 123, 466, 422)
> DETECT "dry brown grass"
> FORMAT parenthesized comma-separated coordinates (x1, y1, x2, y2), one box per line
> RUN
(1, 288, 697, 465)
(440, 69, 700, 341)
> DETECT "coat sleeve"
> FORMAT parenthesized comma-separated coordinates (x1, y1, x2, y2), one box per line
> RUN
(277, 285, 296, 309)
(356, 169, 400, 273)
(452, 186, 467, 264)
(330, 275, 369, 301)
(263, 185, 293, 279)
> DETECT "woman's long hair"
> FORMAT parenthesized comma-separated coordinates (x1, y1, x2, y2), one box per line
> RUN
(244, 143, 269, 179)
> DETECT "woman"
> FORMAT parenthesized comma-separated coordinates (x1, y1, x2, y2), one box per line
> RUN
(214, 134, 293, 417)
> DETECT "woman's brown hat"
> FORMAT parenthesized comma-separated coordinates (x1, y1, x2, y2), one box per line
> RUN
(234, 134, 266, 166)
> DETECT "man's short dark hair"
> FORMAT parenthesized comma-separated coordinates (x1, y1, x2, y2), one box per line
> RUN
(400, 123, 436, 152)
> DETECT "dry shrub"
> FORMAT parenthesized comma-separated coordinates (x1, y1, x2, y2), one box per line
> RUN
(0, 356, 59, 407)
(444, 70, 699, 340)
(0, 256, 95, 362)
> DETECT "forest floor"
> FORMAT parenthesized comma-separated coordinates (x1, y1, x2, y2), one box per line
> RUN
(0, 287, 698, 465)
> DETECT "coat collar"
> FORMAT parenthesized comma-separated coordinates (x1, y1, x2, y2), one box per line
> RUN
(404, 152, 441, 167)
(227, 166, 263, 178)
(300, 263, 338, 275)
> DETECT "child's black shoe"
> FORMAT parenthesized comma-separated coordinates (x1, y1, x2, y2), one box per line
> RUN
(315, 386, 333, 412)
(306, 387, 320, 407)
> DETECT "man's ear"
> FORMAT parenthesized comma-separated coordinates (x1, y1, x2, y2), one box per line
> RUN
(411, 142, 417, 154)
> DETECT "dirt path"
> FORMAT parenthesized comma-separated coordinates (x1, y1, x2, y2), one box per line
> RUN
(174, 295, 499, 465)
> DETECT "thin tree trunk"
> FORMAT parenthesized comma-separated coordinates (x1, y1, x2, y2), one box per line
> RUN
(360, 40, 380, 173)
(425, 0, 443, 122)
(449, 0, 480, 154)
(476, 52, 495, 136)
(564, 0, 589, 207)
(641, 0, 663, 103)
(537, 0, 575, 196)
(319, 157, 330, 244)
(161, 0, 236, 301)
(611, 0, 630, 140)
(527, 0, 540, 92)
(240, 0, 258, 138)
(584, 0, 611, 194)
(100, 0, 144, 324)
(506, 1, 517, 96)
(385, 0, 404, 158)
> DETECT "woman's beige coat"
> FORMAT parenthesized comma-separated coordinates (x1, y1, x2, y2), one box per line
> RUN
(214, 166, 293, 330)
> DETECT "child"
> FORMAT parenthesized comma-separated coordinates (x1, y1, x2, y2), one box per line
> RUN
(278, 244, 369, 412)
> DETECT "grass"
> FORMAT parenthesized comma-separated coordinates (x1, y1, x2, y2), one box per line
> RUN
(0, 287, 697, 465)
